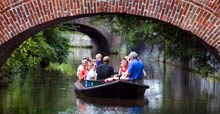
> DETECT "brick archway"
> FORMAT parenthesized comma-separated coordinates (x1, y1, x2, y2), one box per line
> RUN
(0, 0, 220, 68)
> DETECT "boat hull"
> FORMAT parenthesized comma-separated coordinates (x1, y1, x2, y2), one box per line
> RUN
(74, 80, 149, 99)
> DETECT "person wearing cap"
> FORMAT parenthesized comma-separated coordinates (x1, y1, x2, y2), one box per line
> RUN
(125, 51, 144, 80)
(96, 56, 114, 80)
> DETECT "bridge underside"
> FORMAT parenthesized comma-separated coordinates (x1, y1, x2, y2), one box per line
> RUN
(0, 17, 78, 69)
(0, 0, 220, 68)
(69, 23, 111, 55)
(0, 16, 119, 69)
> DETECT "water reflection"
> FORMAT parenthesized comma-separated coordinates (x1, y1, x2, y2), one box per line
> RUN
(0, 70, 76, 114)
(59, 98, 146, 114)
(143, 60, 220, 114)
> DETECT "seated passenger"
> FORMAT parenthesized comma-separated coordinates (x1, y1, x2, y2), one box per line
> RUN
(85, 61, 97, 87)
(125, 51, 144, 80)
(76, 58, 88, 81)
(104, 57, 129, 82)
(96, 56, 114, 80)
(118, 57, 129, 79)
(86, 61, 97, 81)
(95, 53, 103, 66)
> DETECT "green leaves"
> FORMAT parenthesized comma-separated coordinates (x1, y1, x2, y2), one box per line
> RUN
(43, 26, 72, 64)
(1, 25, 73, 76)
(91, 14, 215, 75)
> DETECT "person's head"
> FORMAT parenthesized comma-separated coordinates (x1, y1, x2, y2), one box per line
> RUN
(81, 58, 88, 69)
(103, 56, 110, 64)
(128, 51, 138, 61)
(87, 58, 92, 66)
(124, 56, 129, 61)
(87, 60, 96, 70)
(90, 61, 97, 70)
(121, 58, 129, 67)
(96, 53, 102, 61)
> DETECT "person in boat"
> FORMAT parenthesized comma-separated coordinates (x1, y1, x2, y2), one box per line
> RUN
(105, 57, 129, 82)
(126, 55, 147, 77)
(76, 58, 89, 81)
(85, 60, 97, 87)
(95, 53, 103, 66)
(96, 56, 114, 80)
(118, 57, 129, 79)
(125, 51, 144, 81)
(86, 60, 97, 81)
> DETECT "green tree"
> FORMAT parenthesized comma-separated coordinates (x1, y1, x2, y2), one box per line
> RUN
(1, 25, 72, 79)
(91, 15, 215, 75)
(43, 26, 72, 64)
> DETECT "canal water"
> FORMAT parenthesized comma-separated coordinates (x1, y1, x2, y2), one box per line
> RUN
(0, 48, 220, 114)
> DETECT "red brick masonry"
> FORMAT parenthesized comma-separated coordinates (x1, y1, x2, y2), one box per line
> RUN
(0, 0, 220, 52)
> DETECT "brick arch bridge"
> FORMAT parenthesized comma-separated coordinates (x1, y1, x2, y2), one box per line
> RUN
(0, 0, 220, 68)
(65, 22, 112, 55)
(64, 17, 122, 56)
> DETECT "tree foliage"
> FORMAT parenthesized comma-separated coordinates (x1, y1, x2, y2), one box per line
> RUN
(91, 15, 215, 75)
(1, 25, 72, 76)
(43, 25, 72, 64)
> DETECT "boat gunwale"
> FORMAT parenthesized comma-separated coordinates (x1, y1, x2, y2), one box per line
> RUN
(74, 80, 150, 91)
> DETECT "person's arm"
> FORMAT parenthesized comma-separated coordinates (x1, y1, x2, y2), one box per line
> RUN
(118, 67, 122, 77)
(110, 67, 114, 77)
(125, 63, 133, 78)
(125, 71, 130, 78)
(143, 69, 147, 77)
(76, 66, 81, 79)
(79, 71, 84, 81)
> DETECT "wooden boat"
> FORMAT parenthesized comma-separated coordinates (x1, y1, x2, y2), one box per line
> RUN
(74, 80, 149, 99)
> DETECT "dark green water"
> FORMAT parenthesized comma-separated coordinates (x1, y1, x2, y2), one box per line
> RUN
(0, 48, 220, 114)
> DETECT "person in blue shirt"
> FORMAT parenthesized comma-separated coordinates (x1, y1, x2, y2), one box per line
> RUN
(126, 51, 144, 80)
(95, 53, 103, 66)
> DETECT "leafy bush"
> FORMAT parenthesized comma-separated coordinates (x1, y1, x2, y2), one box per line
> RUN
(1, 25, 72, 76)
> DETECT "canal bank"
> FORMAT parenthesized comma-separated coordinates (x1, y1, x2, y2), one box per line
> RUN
(132, 43, 220, 79)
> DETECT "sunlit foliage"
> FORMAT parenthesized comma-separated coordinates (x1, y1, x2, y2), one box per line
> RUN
(1, 25, 72, 77)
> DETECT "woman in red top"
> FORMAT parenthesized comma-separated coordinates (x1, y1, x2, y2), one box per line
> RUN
(118, 57, 129, 78)
(104, 57, 129, 82)
(78, 59, 89, 81)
